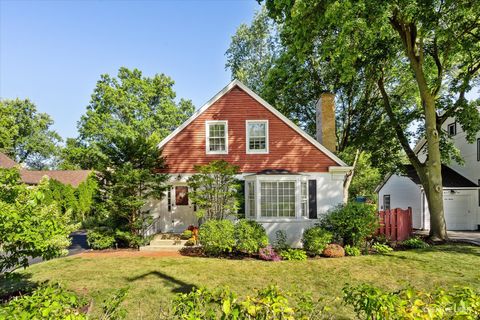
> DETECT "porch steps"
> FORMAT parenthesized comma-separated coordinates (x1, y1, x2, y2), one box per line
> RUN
(139, 234, 187, 252)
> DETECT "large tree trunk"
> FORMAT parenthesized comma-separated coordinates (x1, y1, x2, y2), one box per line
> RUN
(421, 98, 447, 241)
(388, 14, 448, 241)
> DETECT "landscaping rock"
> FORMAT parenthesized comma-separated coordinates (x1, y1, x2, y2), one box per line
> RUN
(322, 244, 345, 258)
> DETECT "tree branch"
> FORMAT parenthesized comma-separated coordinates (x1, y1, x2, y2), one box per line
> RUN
(377, 76, 422, 169)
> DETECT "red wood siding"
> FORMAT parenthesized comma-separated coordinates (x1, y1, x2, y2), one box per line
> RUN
(160, 86, 338, 173)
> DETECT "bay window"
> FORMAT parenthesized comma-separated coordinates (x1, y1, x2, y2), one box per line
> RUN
(245, 175, 309, 220)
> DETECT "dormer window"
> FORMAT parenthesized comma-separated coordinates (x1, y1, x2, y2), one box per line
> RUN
(206, 121, 228, 154)
(447, 122, 456, 136)
(246, 120, 269, 154)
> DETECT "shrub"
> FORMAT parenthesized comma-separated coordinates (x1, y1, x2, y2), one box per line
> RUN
(258, 245, 281, 261)
(185, 238, 196, 246)
(0, 170, 77, 274)
(179, 246, 205, 257)
(199, 219, 235, 256)
(322, 244, 345, 258)
(344, 245, 361, 256)
(401, 237, 429, 249)
(169, 285, 331, 319)
(343, 284, 480, 319)
(302, 226, 332, 256)
(87, 227, 116, 250)
(181, 229, 193, 240)
(0, 284, 87, 319)
(372, 242, 393, 254)
(101, 287, 128, 320)
(274, 229, 289, 250)
(320, 203, 378, 247)
(115, 230, 149, 248)
(279, 249, 308, 261)
(234, 219, 268, 254)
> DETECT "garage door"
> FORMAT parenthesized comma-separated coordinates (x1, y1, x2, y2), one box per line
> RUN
(443, 194, 473, 230)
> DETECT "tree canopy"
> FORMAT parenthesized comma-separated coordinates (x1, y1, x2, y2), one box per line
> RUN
(61, 67, 194, 171)
(226, 7, 402, 201)
(0, 99, 62, 169)
(261, 0, 480, 239)
(61, 67, 195, 246)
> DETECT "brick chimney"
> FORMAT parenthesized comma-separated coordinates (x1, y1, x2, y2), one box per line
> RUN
(316, 92, 336, 152)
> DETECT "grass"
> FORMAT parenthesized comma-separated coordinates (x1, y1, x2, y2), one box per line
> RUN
(5, 244, 480, 319)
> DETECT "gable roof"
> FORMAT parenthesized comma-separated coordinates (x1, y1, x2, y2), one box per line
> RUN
(20, 170, 92, 187)
(376, 164, 478, 192)
(157, 80, 348, 167)
(0, 153, 18, 168)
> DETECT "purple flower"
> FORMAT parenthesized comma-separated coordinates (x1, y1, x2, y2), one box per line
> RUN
(259, 245, 281, 261)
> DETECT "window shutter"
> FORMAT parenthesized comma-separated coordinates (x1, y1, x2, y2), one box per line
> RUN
(238, 181, 246, 218)
(308, 180, 317, 219)
(167, 187, 172, 212)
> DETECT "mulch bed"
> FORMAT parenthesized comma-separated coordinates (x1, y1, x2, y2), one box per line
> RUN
(78, 249, 182, 258)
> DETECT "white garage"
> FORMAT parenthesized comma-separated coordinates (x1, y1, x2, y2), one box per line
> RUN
(377, 165, 479, 231)
(443, 192, 475, 230)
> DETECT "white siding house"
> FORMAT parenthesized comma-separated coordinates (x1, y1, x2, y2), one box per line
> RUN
(377, 112, 480, 231)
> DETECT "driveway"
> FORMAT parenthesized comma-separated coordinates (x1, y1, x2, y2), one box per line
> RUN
(27, 230, 89, 266)
(446, 231, 480, 246)
(415, 230, 480, 246)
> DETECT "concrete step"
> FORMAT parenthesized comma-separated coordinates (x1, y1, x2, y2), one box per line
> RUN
(153, 233, 182, 241)
(148, 239, 186, 246)
(139, 245, 183, 252)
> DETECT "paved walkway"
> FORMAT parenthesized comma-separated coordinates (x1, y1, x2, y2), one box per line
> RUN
(28, 230, 89, 265)
(415, 230, 480, 246)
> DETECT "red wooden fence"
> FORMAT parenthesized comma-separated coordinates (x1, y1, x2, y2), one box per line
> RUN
(377, 207, 413, 242)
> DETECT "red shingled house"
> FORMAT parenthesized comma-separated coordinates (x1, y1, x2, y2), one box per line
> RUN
(148, 80, 351, 246)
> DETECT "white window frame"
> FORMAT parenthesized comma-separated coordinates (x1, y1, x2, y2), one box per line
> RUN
(245, 175, 309, 221)
(246, 181, 256, 218)
(205, 120, 228, 155)
(246, 120, 269, 154)
(383, 194, 391, 210)
(447, 122, 456, 136)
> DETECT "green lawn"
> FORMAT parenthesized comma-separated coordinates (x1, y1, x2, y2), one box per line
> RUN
(7, 244, 480, 319)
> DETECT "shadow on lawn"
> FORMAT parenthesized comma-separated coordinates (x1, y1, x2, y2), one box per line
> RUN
(0, 273, 38, 303)
(431, 243, 480, 257)
(126, 271, 195, 293)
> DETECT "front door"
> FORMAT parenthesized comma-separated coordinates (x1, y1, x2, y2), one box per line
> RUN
(171, 186, 197, 233)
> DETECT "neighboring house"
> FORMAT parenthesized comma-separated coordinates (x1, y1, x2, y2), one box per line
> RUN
(0, 153, 91, 187)
(148, 80, 351, 246)
(376, 112, 480, 231)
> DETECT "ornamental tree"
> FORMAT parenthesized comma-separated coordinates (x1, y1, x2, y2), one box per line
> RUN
(262, 0, 480, 240)
(187, 160, 241, 221)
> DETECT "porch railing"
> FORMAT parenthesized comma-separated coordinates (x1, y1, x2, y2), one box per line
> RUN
(142, 216, 161, 238)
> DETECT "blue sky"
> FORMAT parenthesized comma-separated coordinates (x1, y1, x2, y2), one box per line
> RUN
(0, 0, 260, 139)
